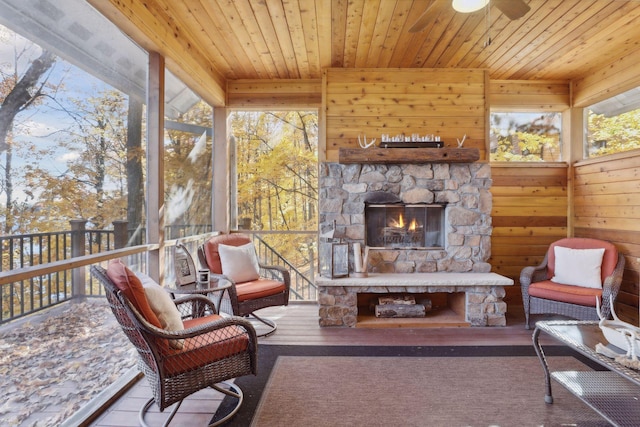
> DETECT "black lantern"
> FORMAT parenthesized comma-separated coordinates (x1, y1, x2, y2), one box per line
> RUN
(319, 238, 349, 278)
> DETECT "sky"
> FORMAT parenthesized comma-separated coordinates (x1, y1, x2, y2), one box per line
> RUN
(0, 24, 115, 206)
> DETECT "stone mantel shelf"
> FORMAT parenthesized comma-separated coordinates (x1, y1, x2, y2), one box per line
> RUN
(316, 272, 514, 288)
(338, 147, 480, 164)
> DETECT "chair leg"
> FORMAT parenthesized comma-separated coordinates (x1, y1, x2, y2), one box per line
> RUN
(249, 312, 277, 337)
(137, 381, 244, 427)
(209, 381, 244, 427)
(139, 397, 182, 427)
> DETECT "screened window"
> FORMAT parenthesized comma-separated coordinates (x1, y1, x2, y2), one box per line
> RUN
(490, 112, 562, 162)
(0, 1, 148, 241)
(584, 86, 640, 158)
(229, 111, 318, 232)
(163, 71, 213, 239)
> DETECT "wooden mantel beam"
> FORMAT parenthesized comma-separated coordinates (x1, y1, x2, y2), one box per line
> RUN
(338, 147, 481, 164)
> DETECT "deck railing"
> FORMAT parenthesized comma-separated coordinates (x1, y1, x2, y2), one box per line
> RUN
(0, 225, 317, 324)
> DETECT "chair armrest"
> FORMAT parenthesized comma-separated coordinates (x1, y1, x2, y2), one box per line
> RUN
(520, 253, 549, 293)
(600, 253, 626, 318)
(173, 294, 218, 317)
(209, 272, 236, 285)
(260, 264, 291, 287)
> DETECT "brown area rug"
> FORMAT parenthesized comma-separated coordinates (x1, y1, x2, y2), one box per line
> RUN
(250, 355, 608, 427)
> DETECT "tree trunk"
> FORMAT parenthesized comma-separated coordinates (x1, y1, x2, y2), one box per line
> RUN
(127, 97, 144, 244)
(0, 50, 56, 152)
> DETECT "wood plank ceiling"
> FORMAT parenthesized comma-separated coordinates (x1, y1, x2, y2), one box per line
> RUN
(136, 0, 640, 83)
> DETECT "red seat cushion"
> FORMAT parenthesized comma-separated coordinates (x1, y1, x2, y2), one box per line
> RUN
(235, 278, 287, 302)
(163, 314, 250, 375)
(529, 280, 602, 307)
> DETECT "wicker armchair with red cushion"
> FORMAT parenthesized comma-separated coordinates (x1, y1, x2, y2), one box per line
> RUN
(91, 261, 257, 426)
(520, 237, 625, 329)
(198, 233, 290, 337)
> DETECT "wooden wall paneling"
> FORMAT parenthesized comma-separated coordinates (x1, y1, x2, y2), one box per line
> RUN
(489, 164, 569, 303)
(489, 80, 570, 111)
(330, 0, 348, 67)
(573, 152, 640, 325)
(324, 68, 487, 162)
(226, 79, 322, 108)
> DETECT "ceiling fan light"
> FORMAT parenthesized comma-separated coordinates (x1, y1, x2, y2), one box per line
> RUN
(452, 0, 490, 13)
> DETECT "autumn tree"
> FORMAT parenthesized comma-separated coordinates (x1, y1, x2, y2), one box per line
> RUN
(230, 110, 318, 277)
(0, 42, 56, 233)
(25, 90, 130, 231)
(490, 112, 561, 162)
(587, 109, 640, 157)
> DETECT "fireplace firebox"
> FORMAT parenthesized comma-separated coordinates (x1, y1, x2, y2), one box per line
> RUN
(365, 202, 445, 249)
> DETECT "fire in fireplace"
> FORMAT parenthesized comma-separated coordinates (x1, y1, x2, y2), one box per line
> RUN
(365, 202, 445, 249)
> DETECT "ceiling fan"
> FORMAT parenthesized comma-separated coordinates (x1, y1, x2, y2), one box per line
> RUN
(409, 0, 531, 33)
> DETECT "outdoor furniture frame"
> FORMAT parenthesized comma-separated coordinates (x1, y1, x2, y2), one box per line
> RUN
(520, 237, 625, 329)
(197, 233, 290, 337)
(91, 265, 258, 427)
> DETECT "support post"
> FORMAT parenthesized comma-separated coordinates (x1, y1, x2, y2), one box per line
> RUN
(112, 220, 129, 249)
(70, 219, 87, 298)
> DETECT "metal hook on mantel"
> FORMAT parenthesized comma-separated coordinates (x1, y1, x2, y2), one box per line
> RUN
(358, 134, 377, 149)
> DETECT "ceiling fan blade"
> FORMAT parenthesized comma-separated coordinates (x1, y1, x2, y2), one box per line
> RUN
(408, 0, 437, 33)
(493, 0, 531, 20)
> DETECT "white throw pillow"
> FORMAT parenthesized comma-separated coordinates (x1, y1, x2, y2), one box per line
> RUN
(137, 273, 185, 349)
(218, 242, 260, 283)
(551, 246, 605, 289)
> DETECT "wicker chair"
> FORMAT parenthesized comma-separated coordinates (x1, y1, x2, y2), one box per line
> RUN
(521, 237, 625, 329)
(91, 264, 258, 426)
(197, 233, 290, 337)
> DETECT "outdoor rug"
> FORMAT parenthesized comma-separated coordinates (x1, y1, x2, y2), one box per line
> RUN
(217, 345, 609, 426)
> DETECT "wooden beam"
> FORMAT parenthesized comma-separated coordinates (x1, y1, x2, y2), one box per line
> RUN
(338, 147, 480, 164)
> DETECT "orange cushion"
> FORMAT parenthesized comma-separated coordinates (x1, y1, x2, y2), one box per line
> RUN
(235, 278, 286, 302)
(107, 259, 162, 328)
(547, 238, 618, 283)
(203, 233, 252, 274)
(529, 280, 602, 307)
(163, 314, 250, 375)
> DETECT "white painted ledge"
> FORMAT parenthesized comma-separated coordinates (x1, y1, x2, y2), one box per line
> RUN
(316, 272, 514, 288)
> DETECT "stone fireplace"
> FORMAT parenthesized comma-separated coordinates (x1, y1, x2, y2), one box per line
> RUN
(319, 162, 493, 273)
(317, 160, 513, 327)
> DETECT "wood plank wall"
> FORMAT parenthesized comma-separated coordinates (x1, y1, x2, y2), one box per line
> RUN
(489, 164, 569, 304)
(488, 80, 571, 304)
(225, 71, 640, 325)
(489, 80, 570, 111)
(572, 49, 640, 325)
(323, 68, 488, 162)
(226, 79, 322, 108)
(573, 154, 640, 325)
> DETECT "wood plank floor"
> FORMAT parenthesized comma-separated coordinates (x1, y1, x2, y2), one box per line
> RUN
(89, 302, 562, 426)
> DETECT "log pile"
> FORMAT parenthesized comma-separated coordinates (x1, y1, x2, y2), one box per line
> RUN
(371, 294, 432, 318)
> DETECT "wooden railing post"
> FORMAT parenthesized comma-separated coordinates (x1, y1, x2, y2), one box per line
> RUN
(112, 220, 129, 249)
(70, 219, 87, 298)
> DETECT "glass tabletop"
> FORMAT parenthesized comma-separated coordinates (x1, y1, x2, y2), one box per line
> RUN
(535, 320, 640, 385)
(167, 279, 230, 295)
